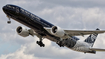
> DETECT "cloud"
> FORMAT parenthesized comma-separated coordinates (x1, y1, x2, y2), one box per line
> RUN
(37, 6, 105, 29)
(40, 0, 105, 8)
(0, 46, 38, 59)
(0, 38, 82, 59)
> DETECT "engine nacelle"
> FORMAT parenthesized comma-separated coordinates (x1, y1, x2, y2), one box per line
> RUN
(16, 26, 29, 37)
(51, 26, 65, 37)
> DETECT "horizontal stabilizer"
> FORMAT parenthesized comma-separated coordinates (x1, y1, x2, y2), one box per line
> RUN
(64, 30, 105, 36)
(90, 48, 105, 51)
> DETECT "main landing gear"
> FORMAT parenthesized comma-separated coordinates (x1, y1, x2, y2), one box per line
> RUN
(56, 39, 65, 47)
(36, 36, 45, 47)
(36, 41, 45, 47)
(57, 41, 64, 47)
(7, 15, 11, 24)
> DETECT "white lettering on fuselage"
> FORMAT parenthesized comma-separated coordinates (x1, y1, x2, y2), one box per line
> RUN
(20, 8, 50, 27)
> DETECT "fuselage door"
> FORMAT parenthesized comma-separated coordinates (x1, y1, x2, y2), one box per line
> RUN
(16, 7, 19, 13)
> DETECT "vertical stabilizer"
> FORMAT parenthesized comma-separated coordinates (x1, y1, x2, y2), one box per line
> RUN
(84, 28, 99, 47)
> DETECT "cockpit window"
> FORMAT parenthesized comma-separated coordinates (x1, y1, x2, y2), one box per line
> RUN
(6, 5, 15, 9)
(5, 4, 20, 13)
(7, 5, 12, 8)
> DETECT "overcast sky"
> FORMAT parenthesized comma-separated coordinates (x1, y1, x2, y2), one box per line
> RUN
(1, 0, 105, 59)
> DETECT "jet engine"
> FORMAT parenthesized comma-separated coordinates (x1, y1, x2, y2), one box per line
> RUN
(16, 26, 29, 37)
(51, 26, 65, 37)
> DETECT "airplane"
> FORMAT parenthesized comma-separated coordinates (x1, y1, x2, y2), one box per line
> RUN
(2, 4, 105, 54)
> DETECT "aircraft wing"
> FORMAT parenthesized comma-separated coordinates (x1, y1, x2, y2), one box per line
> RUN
(44, 27, 105, 36)
(90, 48, 105, 51)
(64, 30, 105, 36)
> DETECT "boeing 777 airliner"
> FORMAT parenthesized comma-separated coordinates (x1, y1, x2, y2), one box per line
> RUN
(2, 4, 105, 54)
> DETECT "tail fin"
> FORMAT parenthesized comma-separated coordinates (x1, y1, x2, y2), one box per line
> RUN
(84, 28, 99, 47)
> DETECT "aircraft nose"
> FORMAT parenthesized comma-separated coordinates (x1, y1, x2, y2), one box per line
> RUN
(2, 5, 7, 12)
(2, 6, 5, 11)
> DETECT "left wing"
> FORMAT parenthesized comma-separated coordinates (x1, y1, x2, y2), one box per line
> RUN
(64, 30, 105, 36)
(90, 48, 105, 51)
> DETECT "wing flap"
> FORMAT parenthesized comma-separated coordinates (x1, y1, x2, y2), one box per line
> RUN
(90, 48, 105, 51)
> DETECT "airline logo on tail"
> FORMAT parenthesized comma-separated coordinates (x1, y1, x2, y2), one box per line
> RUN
(91, 34, 97, 42)
(84, 34, 98, 43)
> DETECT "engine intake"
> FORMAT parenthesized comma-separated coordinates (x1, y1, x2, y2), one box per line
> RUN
(16, 26, 29, 37)
(51, 26, 65, 37)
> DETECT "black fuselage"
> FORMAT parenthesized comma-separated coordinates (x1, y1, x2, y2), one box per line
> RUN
(3, 4, 77, 48)
(3, 4, 53, 32)
(2, 4, 61, 42)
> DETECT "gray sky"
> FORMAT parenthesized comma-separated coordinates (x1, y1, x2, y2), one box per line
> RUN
(1, 0, 105, 59)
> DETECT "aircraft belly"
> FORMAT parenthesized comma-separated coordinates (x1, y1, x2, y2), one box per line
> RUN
(65, 38, 77, 48)
(44, 35, 59, 42)
(72, 41, 90, 52)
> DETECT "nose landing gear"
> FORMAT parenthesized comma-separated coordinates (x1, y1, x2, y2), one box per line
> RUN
(7, 21, 11, 24)
(7, 15, 11, 24)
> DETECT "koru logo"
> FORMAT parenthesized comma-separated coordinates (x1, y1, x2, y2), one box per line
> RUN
(91, 34, 96, 42)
